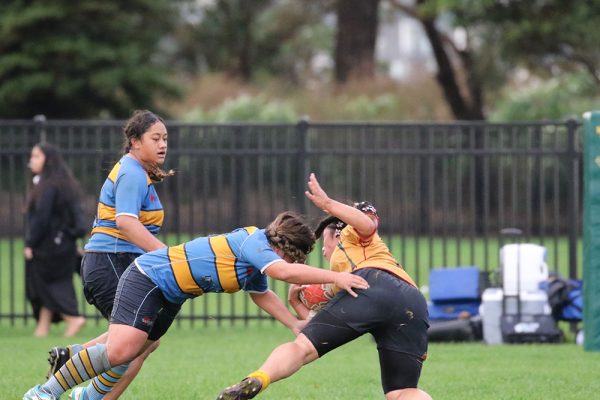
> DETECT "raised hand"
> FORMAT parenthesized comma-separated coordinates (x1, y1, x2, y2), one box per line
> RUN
(304, 173, 331, 212)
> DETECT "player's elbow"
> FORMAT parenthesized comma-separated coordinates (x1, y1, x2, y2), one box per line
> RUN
(115, 215, 135, 232)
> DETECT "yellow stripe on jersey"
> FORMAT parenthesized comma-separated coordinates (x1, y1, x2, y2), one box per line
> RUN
(97, 202, 116, 221)
(209, 235, 240, 293)
(140, 209, 164, 226)
(244, 226, 258, 235)
(169, 244, 204, 296)
(91, 226, 129, 241)
(107, 162, 121, 183)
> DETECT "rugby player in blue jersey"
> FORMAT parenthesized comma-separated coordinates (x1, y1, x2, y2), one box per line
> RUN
(39, 110, 172, 400)
(24, 211, 369, 400)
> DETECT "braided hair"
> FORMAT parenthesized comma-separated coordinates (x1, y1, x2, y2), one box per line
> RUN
(265, 212, 315, 264)
(121, 110, 174, 182)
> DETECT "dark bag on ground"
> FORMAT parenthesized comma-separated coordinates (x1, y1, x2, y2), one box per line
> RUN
(500, 314, 563, 343)
(542, 277, 583, 322)
(428, 317, 483, 342)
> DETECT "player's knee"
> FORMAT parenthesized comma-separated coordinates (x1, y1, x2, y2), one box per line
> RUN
(107, 345, 137, 366)
(294, 334, 318, 363)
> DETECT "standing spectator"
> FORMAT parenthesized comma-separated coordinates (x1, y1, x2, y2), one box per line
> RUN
(24, 142, 86, 338)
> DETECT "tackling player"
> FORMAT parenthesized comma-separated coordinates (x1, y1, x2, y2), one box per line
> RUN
(23, 211, 369, 400)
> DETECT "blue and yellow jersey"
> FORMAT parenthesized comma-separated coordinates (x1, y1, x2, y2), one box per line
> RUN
(330, 225, 416, 293)
(135, 227, 281, 304)
(84, 155, 164, 254)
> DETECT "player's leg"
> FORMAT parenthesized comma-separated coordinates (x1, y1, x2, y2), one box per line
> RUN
(47, 252, 126, 377)
(217, 334, 319, 400)
(47, 332, 108, 379)
(74, 266, 179, 400)
(101, 340, 160, 400)
(217, 305, 363, 399)
(371, 272, 430, 400)
(379, 350, 430, 400)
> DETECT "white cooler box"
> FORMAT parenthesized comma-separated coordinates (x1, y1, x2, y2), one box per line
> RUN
(500, 243, 548, 295)
(480, 288, 551, 345)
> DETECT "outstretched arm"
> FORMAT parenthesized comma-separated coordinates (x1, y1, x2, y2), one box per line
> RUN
(250, 290, 305, 335)
(265, 261, 369, 297)
(305, 173, 377, 238)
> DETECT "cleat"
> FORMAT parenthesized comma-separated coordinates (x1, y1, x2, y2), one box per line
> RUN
(217, 377, 262, 400)
(69, 387, 84, 400)
(23, 384, 57, 400)
(47, 347, 70, 379)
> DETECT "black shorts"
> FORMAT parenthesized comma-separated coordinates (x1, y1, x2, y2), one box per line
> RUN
(301, 268, 429, 392)
(110, 264, 181, 341)
(81, 252, 139, 319)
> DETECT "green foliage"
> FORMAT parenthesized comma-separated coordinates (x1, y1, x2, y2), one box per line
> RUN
(439, 0, 600, 84)
(0, 0, 182, 118)
(342, 94, 400, 120)
(184, 94, 298, 122)
(491, 73, 600, 121)
(174, 0, 332, 83)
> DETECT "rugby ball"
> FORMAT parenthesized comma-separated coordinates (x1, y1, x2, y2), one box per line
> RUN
(299, 284, 334, 311)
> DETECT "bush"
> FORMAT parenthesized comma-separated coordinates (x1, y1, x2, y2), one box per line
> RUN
(184, 94, 298, 123)
(491, 73, 600, 121)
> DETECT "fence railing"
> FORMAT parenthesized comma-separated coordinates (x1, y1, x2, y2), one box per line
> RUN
(0, 118, 583, 325)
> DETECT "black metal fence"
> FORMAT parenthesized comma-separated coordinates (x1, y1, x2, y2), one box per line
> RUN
(0, 118, 582, 325)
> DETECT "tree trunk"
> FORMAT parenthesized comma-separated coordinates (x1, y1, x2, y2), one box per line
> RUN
(334, 0, 380, 83)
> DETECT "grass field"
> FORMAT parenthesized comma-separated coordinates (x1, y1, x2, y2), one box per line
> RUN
(2, 322, 598, 400)
(1, 235, 590, 399)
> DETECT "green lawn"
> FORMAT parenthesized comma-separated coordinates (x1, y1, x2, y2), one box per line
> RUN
(2, 323, 598, 400)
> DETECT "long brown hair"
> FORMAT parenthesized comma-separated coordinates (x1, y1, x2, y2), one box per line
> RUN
(122, 109, 174, 182)
(265, 212, 315, 264)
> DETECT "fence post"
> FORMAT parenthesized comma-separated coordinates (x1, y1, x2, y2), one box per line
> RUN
(566, 118, 579, 280)
(295, 118, 309, 214)
(33, 114, 47, 143)
(582, 111, 600, 352)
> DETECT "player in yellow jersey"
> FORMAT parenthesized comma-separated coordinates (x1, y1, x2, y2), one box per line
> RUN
(217, 173, 431, 400)
(23, 211, 369, 400)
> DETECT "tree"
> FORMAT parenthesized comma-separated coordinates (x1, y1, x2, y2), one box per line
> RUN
(465, 0, 600, 85)
(0, 0, 182, 118)
(334, 0, 380, 83)
(174, 0, 331, 84)
(390, 0, 600, 120)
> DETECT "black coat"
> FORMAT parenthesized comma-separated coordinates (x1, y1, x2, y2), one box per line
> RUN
(26, 182, 77, 281)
